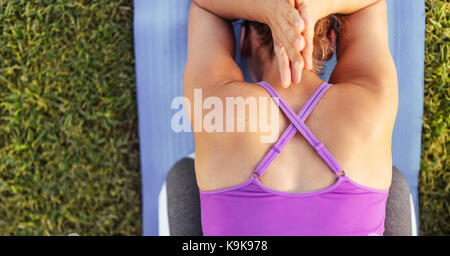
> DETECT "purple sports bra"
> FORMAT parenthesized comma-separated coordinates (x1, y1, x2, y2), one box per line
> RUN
(199, 81, 389, 236)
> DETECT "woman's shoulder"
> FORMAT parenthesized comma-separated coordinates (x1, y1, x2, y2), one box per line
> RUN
(324, 81, 397, 142)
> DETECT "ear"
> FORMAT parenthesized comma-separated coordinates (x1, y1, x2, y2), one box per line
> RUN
(240, 25, 246, 55)
(323, 29, 336, 61)
(328, 29, 336, 49)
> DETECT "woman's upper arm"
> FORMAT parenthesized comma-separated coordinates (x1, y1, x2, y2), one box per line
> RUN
(330, 1, 397, 92)
(184, 2, 243, 92)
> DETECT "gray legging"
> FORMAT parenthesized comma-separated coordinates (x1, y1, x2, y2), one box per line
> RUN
(166, 158, 412, 236)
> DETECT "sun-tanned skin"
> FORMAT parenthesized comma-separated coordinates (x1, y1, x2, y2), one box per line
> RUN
(184, 0, 398, 193)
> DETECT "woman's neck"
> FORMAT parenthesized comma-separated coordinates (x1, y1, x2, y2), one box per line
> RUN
(247, 53, 324, 90)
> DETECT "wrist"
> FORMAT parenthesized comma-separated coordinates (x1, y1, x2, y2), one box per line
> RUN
(324, 0, 338, 17)
(255, 0, 273, 25)
(302, 0, 335, 22)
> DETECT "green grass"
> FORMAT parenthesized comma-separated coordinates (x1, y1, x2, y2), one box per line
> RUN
(0, 1, 141, 235)
(419, 0, 449, 235)
(0, 0, 448, 235)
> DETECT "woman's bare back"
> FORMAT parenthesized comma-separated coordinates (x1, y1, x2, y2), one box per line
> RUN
(191, 75, 396, 194)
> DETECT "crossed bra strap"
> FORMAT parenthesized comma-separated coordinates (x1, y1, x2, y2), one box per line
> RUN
(253, 81, 344, 178)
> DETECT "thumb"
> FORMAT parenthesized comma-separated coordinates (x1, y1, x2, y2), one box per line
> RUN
(274, 43, 291, 88)
(302, 16, 315, 71)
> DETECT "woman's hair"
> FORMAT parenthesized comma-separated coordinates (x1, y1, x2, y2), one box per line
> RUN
(242, 15, 344, 73)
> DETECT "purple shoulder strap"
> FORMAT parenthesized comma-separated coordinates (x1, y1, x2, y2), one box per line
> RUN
(253, 81, 344, 178)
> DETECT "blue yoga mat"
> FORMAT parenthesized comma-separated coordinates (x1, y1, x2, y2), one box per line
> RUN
(134, 0, 425, 235)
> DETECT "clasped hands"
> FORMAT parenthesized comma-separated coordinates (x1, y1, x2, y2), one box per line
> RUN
(259, 0, 325, 87)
